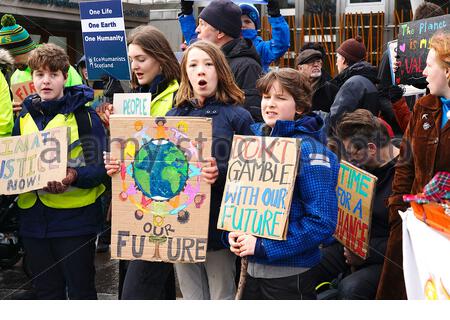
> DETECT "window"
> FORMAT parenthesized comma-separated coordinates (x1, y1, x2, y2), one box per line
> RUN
(345, 0, 386, 13)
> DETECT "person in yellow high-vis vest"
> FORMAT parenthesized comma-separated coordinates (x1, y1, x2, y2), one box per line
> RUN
(11, 43, 107, 300)
(0, 14, 83, 115)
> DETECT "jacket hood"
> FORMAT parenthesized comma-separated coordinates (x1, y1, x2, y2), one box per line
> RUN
(0, 48, 14, 67)
(251, 112, 326, 143)
(22, 85, 94, 117)
(334, 61, 379, 87)
(222, 38, 261, 65)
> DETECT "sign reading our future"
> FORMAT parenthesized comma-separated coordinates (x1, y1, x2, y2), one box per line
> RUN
(0, 127, 68, 195)
(79, 0, 130, 80)
(109, 116, 212, 263)
(334, 161, 377, 259)
(217, 135, 300, 240)
(397, 14, 449, 85)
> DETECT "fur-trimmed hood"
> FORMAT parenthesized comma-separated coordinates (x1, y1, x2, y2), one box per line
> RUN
(0, 48, 14, 67)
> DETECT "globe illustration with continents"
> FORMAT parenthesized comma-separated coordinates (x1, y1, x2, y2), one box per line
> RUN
(133, 139, 189, 201)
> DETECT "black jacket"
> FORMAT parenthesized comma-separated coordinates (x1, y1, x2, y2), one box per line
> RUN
(221, 38, 263, 122)
(327, 61, 381, 133)
(167, 98, 254, 250)
(312, 72, 339, 113)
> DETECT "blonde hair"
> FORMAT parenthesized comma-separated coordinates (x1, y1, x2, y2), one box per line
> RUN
(175, 40, 244, 106)
(430, 31, 450, 86)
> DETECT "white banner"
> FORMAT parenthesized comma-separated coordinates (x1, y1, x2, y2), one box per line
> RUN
(401, 208, 450, 300)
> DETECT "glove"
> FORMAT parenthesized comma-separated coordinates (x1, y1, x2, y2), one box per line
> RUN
(267, 0, 281, 17)
(43, 168, 77, 194)
(62, 167, 78, 186)
(180, 0, 194, 16)
(387, 85, 404, 103)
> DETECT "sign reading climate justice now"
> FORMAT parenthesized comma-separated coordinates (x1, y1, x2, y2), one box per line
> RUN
(79, 0, 130, 80)
(217, 135, 300, 240)
(397, 14, 450, 85)
(113, 93, 152, 116)
(334, 161, 377, 259)
(0, 127, 68, 195)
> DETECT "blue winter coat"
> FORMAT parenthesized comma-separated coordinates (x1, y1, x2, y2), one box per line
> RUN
(178, 14, 290, 73)
(250, 114, 339, 268)
(166, 98, 254, 250)
(241, 16, 290, 72)
(12, 85, 108, 238)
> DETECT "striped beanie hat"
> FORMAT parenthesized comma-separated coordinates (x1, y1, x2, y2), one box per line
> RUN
(0, 14, 37, 56)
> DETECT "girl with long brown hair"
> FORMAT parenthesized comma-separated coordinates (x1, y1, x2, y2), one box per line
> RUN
(167, 40, 254, 299)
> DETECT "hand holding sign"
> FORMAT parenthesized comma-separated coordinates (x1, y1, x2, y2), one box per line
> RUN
(103, 151, 120, 177)
(201, 156, 218, 184)
(43, 168, 78, 194)
(96, 102, 113, 127)
(236, 233, 257, 257)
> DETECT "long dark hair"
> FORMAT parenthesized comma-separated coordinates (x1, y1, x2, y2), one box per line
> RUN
(127, 25, 180, 89)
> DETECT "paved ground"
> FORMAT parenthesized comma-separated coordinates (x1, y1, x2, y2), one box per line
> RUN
(0, 250, 119, 300)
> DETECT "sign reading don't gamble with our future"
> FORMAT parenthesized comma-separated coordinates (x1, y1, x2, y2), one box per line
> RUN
(217, 135, 300, 240)
(79, 0, 130, 80)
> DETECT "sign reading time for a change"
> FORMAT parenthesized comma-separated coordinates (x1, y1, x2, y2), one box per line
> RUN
(79, 0, 130, 80)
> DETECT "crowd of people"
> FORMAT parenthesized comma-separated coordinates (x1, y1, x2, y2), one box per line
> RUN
(0, 0, 449, 300)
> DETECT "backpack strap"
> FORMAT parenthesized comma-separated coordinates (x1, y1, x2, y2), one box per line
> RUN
(74, 107, 95, 165)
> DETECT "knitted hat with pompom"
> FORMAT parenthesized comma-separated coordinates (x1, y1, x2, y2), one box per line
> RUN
(0, 14, 37, 56)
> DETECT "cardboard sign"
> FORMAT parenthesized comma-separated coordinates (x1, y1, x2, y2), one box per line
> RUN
(217, 135, 300, 240)
(0, 127, 68, 195)
(397, 14, 450, 85)
(388, 40, 426, 97)
(79, 0, 131, 80)
(334, 161, 377, 259)
(91, 89, 108, 109)
(109, 116, 212, 263)
(11, 80, 36, 103)
(113, 93, 152, 116)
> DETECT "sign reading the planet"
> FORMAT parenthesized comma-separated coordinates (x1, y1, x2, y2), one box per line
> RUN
(109, 116, 212, 263)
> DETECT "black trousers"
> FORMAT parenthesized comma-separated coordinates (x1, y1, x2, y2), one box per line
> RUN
(119, 260, 176, 300)
(242, 272, 317, 300)
(22, 235, 97, 300)
(307, 242, 382, 299)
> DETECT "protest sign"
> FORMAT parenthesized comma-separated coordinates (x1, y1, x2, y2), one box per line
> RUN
(217, 135, 300, 240)
(11, 80, 36, 104)
(388, 40, 426, 96)
(397, 14, 450, 85)
(401, 208, 450, 300)
(79, 0, 130, 80)
(109, 116, 212, 263)
(0, 127, 68, 195)
(334, 160, 377, 259)
(113, 93, 152, 116)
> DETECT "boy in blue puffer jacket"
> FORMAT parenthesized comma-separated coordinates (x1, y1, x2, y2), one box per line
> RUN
(227, 68, 339, 299)
(11, 43, 107, 299)
(178, 0, 290, 73)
